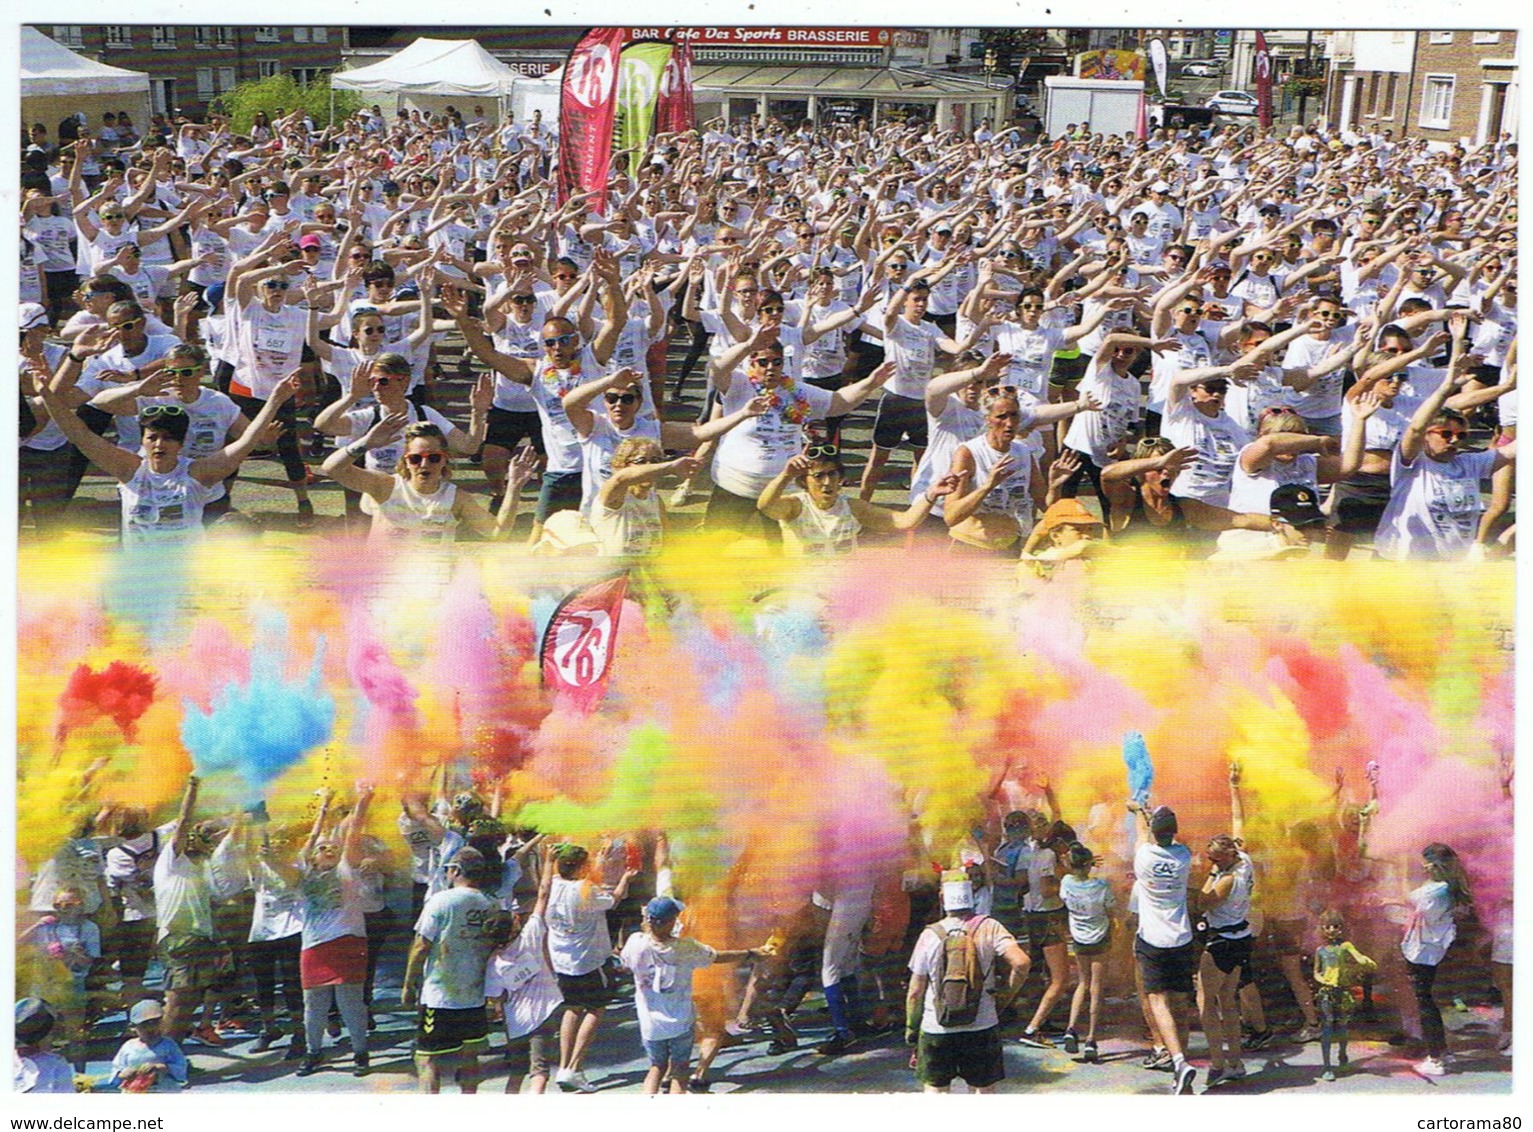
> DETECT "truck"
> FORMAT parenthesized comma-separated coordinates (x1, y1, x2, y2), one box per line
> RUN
(1042, 76, 1144, 137)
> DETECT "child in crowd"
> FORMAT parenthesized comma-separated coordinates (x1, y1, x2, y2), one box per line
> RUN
(1312, 909, 1378, 1081)
(107, 999, 189, 1092)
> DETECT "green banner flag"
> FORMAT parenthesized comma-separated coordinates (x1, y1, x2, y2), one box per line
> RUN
(616, 41, 673, 158)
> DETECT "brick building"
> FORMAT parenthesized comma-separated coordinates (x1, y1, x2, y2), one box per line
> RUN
(35, 24, 346, 119)
(1406, 29, 1518, 145)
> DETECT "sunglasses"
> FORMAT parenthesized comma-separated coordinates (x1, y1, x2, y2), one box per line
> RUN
(510, 295, 537, 304)
(1315, 310, 1344, 320)
(1178, 307, 1201, 315)
(542, 333, 578, 349)
(113, 317, 145, 330)
(1197, 382, 1230, 394)
(805, 444, 839, 459)
(1427, 427, 1467, 441)
(350, 252, 371, 260)
(760, 305, 785, 315)
(359, 324, 386, 335)
(265, 280, 290, 291)
(405, 451, 446, 466)
(735, 287, 759, 295)
(604, 391, 639, 405)
(101, 212, 125, 221)
(162, 365, 201, 378)
(141, 404, 188, 421)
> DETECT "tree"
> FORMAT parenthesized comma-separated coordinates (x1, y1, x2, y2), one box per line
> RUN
(215, 74, 360, 134)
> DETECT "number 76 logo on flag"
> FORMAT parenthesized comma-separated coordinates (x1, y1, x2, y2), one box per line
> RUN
(540, 574, 629, 712)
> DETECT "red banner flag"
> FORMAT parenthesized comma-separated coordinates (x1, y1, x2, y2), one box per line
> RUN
(1254, 31, 1274, 129)
(557, 27, 627, 212)
(655, 40, 696, 136)
(539, 574, 629, 713)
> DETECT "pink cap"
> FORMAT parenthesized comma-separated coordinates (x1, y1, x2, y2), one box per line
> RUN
(297, 233, 322, 250)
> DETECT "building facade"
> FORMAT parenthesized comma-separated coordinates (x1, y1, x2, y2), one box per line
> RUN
(37, 25, 346, 119)
(1407, 29, 1518, 145)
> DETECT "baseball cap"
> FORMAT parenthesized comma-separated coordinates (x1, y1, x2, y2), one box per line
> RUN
(129, 999, 165, 1025)
(1149, 805, 1178, 837)
(297, 233, 321, 250)
(934, 223, 953, 234)
(20, 302, 49, 331)
(645, 896, 685, 923)
(16, 997, 58, 1044)
(380, 180, 401, 194)
(204, 282, 225, 311)
(1271, 483, 1325, 527)
(1151, 180, 1172, 193)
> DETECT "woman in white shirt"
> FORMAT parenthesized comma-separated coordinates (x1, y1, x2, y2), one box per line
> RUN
(1398, 844, 1473, 1076)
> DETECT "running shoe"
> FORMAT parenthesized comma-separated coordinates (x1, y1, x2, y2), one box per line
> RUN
(1061, 1029, 1080, 1054)
(188, 1025, 225, 1047)
(1244, 1028, 1274, 1050)
(295, 1055, 321, 1077)
(766, 1037, 799, 1056)
(1173, 1063, 1197, 1094)
(254, 1029, 282, 1052)
(1321, 1068, 1336, 1082)
(1082, 1040, 1099, 1063)
(1142, 1045, 1171, 1069)
(1225, 1060, 1253, 1080)
(1293, 1025, 1318, 1043)
(1017, 1031, 1055, 1049)
(1204, 1067, 1226, 1089)
(816, 1033, 853, 1056)
(564, 1069, 597, 1093)
(1415, 1057, 1446, 1077)
(686, 1077, 710, 1093)
(352, 1052, 370, 1077)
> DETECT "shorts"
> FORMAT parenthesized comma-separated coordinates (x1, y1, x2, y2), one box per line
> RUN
(1025, 908, 1069, 949)
(993, 906, 1027, 945)
(642, 1032, 695, 1068)
(1300, 414, 1343, 438)
(1050, 353, 1089, 387)
(1205, 933, 1253, 975)
(1070, 924, 1113, 957)
(1328, 474, 1390, 534)
(556, 966, 616, 1011)
(504, 1011, 560, 1078)
(416, 1004, 490, 1055)
(915, 1025, 1006, 1089)
(872, 392, 929, 450)
(1134, 936, 1196, 996)
(159, 933, 230, 994)
(535, 469, 583, 523)
(485, 407, 546, 455)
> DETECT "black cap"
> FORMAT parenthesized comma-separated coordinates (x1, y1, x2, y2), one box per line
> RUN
(1271, 483, 1325, 528)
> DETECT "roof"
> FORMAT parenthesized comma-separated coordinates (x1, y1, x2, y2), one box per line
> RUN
(332, 37, 520, 97)
(691, 63, 1002, 99)
(21, 26, 150, 97)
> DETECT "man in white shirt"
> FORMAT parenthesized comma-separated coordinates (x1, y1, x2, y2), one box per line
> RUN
(1130, 803, 1197, 1094)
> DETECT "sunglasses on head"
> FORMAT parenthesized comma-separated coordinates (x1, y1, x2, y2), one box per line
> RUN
(405, 451, 445, 466)
(604, 390, 639, 405)
(542, 332, 578, 349)
(141, 403, 188, 421)
(805, 444, 839, 459)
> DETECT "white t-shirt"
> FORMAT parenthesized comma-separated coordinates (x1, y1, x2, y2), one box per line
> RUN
(711, 379, 833, 498)
(1164, 398, 1250, 507)
(414, 885, 497, 1009)
(1132, 840, 1193, 949)
(1375, 447, 1497, 561)
(545, 877, 617, 976)
(619, 932, 717, 1041)
(908, 915, 1018, 1035)
(299, 859, 367, 949)
(1060, 874, 1116, 946)
(1401, 880, 1457, 966)
(1064, 357, 1142, 466)
(883, 315, 944, 399)
(1282, 331, 1354, 419)
(153, 838, 214, 942)
(484, 913, 563, 1038)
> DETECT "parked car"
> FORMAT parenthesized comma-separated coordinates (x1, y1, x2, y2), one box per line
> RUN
(1206, 90, 1259, 115)
(1183, 61, 1220, 77)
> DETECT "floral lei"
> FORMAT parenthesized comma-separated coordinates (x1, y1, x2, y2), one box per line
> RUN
(539, 354, 582, 399)
(751, 372, 811, 425)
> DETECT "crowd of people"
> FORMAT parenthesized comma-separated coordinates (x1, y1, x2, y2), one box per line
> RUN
(16, 754, 1512, 1094)
(16, 94, 1517, 560)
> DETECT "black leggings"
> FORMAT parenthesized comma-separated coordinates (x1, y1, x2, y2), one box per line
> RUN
(363, 907, 396, 1008)
(1409, 961, 1447, 1058)
(248, 934, 303, 1025)
(231, 393, 307, 483)
(674, 318, 711, 393)
(1056, 447, 1108, 519)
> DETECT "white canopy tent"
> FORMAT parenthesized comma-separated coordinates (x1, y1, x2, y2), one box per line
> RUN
(332, 37, 520, 121)
(21, 26, 151, 135)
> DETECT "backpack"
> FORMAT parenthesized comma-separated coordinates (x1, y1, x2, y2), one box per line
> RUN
(926, 915, 986, 1027)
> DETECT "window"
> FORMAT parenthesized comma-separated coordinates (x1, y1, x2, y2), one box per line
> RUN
(1428, 32, 1454, 45)
(104, 26, 132, 49)
(254, 27, 280, 43)
(291, 67, 328, 86)
(51, 26, 84, 47)
(258, 60, 281, 79)
(195, 67, 237, 99)
(294, 27, 309, 43)
(1473, 32, 1501, 45)
(194, 27, 235, 49)
(217, 27, 234, 47)
(312, 28, 328, 43)
(194, 27, 212, 49)
(1365, 73, 1380, 116)
(151, 26, 176, 50)
(150, 78, 175, 117)
(1381, 74, 1398, 118)
(1420, 74, 1455, 129)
